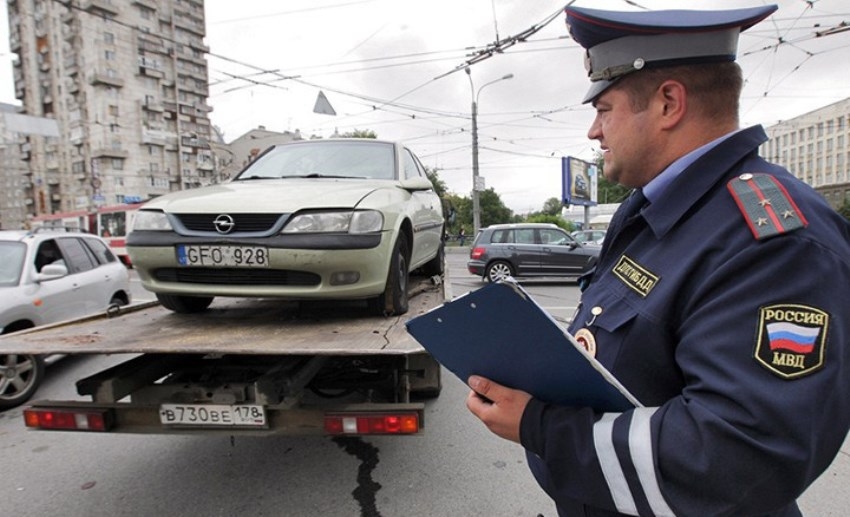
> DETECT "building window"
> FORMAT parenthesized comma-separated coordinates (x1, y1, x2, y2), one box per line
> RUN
(104, 32, 114, 44)
(105, 49, 115, 61)
(112, 159, 124, 170)
(108, 105, 119, 116)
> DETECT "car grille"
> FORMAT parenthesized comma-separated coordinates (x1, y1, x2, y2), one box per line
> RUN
(153, 268, 320, 286)
(176, 213, 286, 232)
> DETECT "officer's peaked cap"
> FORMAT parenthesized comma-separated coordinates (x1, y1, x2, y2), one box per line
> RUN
(565, 5, 777, 103)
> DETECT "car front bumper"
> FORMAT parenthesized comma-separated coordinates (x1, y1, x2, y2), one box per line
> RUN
(128, 231, 395, 300)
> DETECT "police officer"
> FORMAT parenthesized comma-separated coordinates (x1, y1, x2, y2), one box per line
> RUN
(466, 5, 850, 516)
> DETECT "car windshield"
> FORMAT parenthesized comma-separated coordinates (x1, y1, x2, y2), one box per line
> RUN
(0, 241, 26, 287)
(234, 141, 397, 181)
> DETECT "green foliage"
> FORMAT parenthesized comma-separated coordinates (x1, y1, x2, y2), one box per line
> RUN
(338, 129, 377, 139)
(424, 167, 448, 199)
(542, 197, 564, 216)
(593, 151, 632, 204)
(838, 200, 850, 220)
(525, 214, 575, 231)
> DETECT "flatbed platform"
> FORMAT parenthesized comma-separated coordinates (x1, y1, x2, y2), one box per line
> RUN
(0, 275, 448, 356)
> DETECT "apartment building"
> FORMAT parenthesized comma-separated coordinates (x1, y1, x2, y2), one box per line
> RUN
(6, 0, 213, 221)
(0, 102, 27, 229)
(762, 97, 850, 209)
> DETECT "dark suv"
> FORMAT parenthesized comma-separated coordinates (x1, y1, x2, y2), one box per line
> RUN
(467, 223, 599, 283)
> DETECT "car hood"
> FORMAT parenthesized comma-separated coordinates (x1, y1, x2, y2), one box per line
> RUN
(139, 179, 393, 213)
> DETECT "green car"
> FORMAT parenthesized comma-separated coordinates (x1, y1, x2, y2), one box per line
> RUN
(127, 139, 445, 316)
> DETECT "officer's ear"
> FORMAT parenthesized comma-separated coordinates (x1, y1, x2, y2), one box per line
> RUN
(656, 80, 687, 129)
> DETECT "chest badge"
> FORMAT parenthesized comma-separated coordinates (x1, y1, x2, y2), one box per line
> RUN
(612, 255, 659, 297)
(574, 328, 597, 358)
(754, 304, 828, 379)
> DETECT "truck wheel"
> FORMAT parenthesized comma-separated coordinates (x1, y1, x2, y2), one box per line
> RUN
(0, 354, 45, 410)
(157, 293, 214, 313)
(369, 233, 409, 316)
(485, 260, 514, 283)
(420, 241, 445, 277)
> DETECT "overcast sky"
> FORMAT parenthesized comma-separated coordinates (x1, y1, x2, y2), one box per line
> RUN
(1, 1, 849, 213)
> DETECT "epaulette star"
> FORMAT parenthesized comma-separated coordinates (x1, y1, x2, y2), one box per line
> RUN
(727, 173, 808, 240)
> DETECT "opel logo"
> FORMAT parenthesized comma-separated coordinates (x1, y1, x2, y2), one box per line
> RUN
(213, 214, 236, 234)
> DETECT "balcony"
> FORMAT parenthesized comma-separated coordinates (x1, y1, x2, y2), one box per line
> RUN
(132, 0, 157, 10)
(91, 148, 128, 159)
(89, 72, 124, 88)
(141, 130, 167, 146)
(80, 0, 119, 16)
(141, 98, 164, 112)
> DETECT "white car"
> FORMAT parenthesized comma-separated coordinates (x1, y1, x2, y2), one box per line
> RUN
(0, 230, 131, 409)
(128, 139, 445, 316)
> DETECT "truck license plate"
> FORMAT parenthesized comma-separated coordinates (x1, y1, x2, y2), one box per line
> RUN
(177, 244, 269, 267)
(159, 404, 267, 427)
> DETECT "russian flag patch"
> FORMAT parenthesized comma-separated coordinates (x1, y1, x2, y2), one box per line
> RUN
(755, 304, 828, 379)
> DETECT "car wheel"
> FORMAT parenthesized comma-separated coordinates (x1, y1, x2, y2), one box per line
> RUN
(157, 293, 214, 313)
(0, 354, 45, 410)
(485, 261, 514, 283)
(420, 241, 445, 276)
(369, 233, 410, 316)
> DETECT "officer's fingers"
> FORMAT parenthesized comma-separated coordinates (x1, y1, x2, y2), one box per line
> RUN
(468, 375, 500, 401)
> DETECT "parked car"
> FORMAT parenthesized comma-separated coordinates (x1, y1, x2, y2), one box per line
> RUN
(571, 229, 607, 246)
(468, 223, 599, 283)
(0, 229, 131, 409)
(128, 139, 445, 316)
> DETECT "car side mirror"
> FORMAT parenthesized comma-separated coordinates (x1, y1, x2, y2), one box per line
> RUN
(36, 263, 68, 282)
(400, 177, 435, 192)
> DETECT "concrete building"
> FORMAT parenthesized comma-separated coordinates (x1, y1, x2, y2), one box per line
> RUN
(5, 0, 213, 219)
(762, 97, 850, 209)
(0, 102, 27, 229)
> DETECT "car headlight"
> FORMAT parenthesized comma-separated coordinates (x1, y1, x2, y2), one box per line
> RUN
(132, 210, 173, 231)
(282, 210, 383, 234)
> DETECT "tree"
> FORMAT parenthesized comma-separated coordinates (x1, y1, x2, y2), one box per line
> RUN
(338, 129, 377, 139)
(478, 188, 516, 228)
(424, 167, 448, 199)
(594, 152, 632, 204)
(525, 213, 575, 231)
(838, 200, 850, 221)
(542, 197, 564, 216)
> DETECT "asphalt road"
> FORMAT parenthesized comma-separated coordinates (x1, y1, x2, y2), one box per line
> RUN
(1, 249, 847, 515)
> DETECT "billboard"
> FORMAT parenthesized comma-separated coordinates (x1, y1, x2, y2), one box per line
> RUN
(562, 156, 598, 207)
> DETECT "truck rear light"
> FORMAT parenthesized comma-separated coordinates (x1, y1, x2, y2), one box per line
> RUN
(23, 408, 113, 432)
(324, 413, 419, 435)
(470, 247, 485, 260)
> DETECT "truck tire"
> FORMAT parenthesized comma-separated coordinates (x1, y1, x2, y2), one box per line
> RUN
(0, 354, 45, 410)
(369, 233, 409, 316)
(157, 293, 214, 313)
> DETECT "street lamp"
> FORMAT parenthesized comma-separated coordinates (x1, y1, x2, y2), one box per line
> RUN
(466, 68, 513, 235)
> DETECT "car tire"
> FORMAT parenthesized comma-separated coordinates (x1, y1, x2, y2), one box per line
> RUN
(0, 354, 45, 410)
(485, 260, 514, 283)
(157, 293, 214, 313)
(420, 241, 445, 277)
(369, 233, 410, 316)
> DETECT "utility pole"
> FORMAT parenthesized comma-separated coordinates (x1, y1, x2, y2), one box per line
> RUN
(465, 68, 513, 235)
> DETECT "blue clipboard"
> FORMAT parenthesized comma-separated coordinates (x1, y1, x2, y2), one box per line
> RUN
(405, 278, 641, 412)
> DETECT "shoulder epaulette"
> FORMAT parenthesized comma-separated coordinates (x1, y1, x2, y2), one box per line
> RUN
(727, 173, 808, 240)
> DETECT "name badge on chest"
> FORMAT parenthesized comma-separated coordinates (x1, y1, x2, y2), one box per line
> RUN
(612, 255, 660, 297)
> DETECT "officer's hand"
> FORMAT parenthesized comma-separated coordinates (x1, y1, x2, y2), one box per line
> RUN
(466, 375, 532, 444)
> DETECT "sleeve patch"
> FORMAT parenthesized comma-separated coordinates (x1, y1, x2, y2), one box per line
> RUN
(727, 173, 808, 240)
(754, 304, 828, 379)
